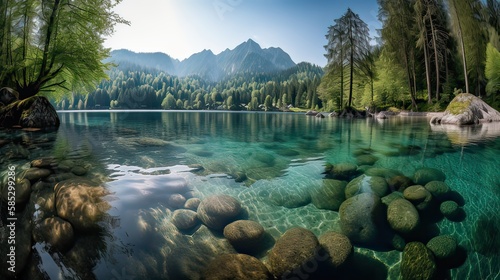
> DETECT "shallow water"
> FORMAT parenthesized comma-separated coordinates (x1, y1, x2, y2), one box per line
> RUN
(1, 111, 500, 279)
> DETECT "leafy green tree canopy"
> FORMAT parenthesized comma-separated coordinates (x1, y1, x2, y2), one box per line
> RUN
(0, 0, 128, 100)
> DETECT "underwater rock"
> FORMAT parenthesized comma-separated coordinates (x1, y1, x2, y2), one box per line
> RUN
(2, 178, 31, 205)
(339, 193, 391, 248)
(171, 209, 199, 231)
(33, 217, 74, 252)
(431, 93, 500, 125)
(364, 167, 403, 180)
(71, 165, 88, 176)
(253, 152, 276, 166)
(386, 175, 414, 192)
(439, 201, 460, 220)
(426, 235, 458, 261)
(167, 193, 187, 209)
(401, 242, 437, 280)
(310, 179, 347, 211)
(23, 167, 51, 181)
(269, 186, 311, 208)
(223, 220, 265, 252)
(355, 154, 379, 166)
(133, 137, 169, 146)
(413, 168, 446, 185)
(325, 162, 359, 180)
(197, 195, 242, 230)
(387, 198, 420, 234)
(184, 198, 201, 210)
(232, 171, 248, 183)
(31, 157, 57, 168)
(345, 175, 389, 199)
(403, 185, 433, 211)
(203, 254, 273, 280)
(381, 191, 404, 206)
(318, 231, 353, 269)
(424, 181, 451, 201)
(33, 189, 56, 214)
(392, 234, 406, 251)
(54, 178, 110, 231)
(44, 172, 75, 184)
(267, 227, 321, 278)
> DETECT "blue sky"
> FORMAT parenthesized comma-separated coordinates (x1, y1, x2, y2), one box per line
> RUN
(104, 0, 381, 67)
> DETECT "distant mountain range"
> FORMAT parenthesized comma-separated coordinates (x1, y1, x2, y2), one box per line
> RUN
(108, 39, 298, 81)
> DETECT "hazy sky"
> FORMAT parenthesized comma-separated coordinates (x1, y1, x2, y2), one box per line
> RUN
(104, 0, 381, 67)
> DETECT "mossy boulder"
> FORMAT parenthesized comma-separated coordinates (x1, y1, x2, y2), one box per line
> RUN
(401, 242, 437, 280)
(0, 95, 60, 128)
(439, 200, 461, 219)
(431, 93, 500, 125)
(345, 175, 389, 199)
(197, 195, 242, 230)
(203, 254, 273, 280)
(223, 220, 265, 252)
(355, 154, 379, 166)
(426, 235, 458, 261)
(413, 168, 446, 185)
(310, 179, 347, 211)
(387, 199, 420, 234)
(267, 227, 321, 278)
(325, 162, 359, 180)
(339, 193, 392, 247)
(425, 181, 451, 201)
(403, 185, 433, 211)
(318, 231, 353, 269)
(171, 209, 199, 231)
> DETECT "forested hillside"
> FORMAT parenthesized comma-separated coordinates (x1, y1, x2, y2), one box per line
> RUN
(52, 61, 323, 111)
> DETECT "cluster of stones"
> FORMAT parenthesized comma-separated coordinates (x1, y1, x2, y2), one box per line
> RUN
(170, 194, 356, 279)
(318, 160, 466, 279)
(0, 156, 109, 278)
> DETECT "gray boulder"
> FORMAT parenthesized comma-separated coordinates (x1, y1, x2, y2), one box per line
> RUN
(430, 93, 500, 125)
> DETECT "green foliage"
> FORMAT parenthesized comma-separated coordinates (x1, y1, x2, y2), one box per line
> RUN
(0, 0, 128, 100)
(485, 43, 500, 95)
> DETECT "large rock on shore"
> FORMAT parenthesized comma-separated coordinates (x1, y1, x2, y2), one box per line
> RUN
(430, 93, 500, 125)
(0, 94, 60, 128)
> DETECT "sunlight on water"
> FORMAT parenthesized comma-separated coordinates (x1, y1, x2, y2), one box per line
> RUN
(1, 111, 499, 279)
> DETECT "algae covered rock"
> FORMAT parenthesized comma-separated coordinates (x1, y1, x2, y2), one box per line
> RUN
(401, 242, 437, 280)
(310, 179, 347, 211)
(440, 200, 461, 219)
(223, 220, 265, 252)
(325, 162, 358, 180)
(197, 195, 242, 230)
(339, 193, 391, 247)
(345, 174, 389, 199)
(413, 168, 446, 185)
(318, 231, 353, 268)
(403, 185, 433, 210)
(387, 198, 420, 234)
(425, 181, 451, 200)
(268, 227, 321, 278)
(171, 209, 199, 231)
(426, 235, 458, 261)
(431, 93, 500, 125)
(203, 254, 273, 280)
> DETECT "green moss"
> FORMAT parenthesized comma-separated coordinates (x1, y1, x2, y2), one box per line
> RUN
(446, 97, 472, 115)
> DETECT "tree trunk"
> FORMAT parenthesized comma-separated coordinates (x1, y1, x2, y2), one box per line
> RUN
(423, 37, 433, 104)
(429, 15, 441, 100)
(452, 0, 469, 93)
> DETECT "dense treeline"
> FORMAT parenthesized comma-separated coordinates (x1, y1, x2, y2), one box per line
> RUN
(319, 0, 500, 112)
(52, 62, 323, 111)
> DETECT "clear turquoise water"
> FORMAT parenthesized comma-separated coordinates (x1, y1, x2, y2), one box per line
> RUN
(3, 111, 500, 279)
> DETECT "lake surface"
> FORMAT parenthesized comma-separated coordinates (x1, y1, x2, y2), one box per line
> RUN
(1, 111, 499, 279)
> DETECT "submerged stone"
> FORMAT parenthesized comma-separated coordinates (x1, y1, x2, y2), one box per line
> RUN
(387, 198, 420, 234)
(197, 195, 242, 230)
(403, 185, 433, 211)
(401, 242, 437, 280)
(203, 254, 273, 280)
(223, 220, 265, 252)
(318, 231, 353, 268)
(268, 227, 321, 278)
(426, 235, 458, 261)
(345, 174, 389, 199)
(171, 209, 199, 231)
(33, 217, 74, 252)
(425, 181, 451, 201)
(269, 186, 311, 208)
(310, 179, 346, 211)
(413, 168, 446, 185)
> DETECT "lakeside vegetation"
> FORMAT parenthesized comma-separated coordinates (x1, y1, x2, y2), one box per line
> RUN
(1, 0, 499, 113)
